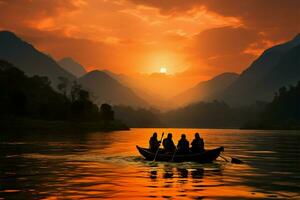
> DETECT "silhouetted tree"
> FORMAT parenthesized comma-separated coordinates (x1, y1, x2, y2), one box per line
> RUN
(244, 81, 300, 129)
(78, 89, 89, 101)
(162, 100, 266, 128)
(70, 81, 82, 102)
(70, 87, 99, 121)
(0, 60, 120, 126)
(113, 105, 162, 127)
(100, 103, 114, 121)
(57, 76, 70, 96)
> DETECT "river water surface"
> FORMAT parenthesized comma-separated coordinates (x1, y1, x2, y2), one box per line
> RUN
(0, 128, 300, 200)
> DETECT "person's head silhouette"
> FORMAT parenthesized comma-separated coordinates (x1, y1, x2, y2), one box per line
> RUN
(195, 132, 200, 139)
(167, 133, 172, 139)
(181, 134, 186, 139)
(153, 132, 157, 138)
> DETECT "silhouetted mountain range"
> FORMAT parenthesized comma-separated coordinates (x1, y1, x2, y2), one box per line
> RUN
(58, 57, 87, 77)
(0, 31, 150, 108)
(219, 33, 300, 105)
(1, 30, 300, 122)
(158, 34, 300, 129)
(0, 31, 75, 86)
(173, 72, 239, 106)
(79, 70, 149, 107)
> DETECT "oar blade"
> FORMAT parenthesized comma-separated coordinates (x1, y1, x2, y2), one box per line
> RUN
(231, 157, 243, 164)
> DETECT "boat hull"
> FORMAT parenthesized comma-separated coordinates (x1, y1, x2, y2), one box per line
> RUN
(136, 145, 224, 163)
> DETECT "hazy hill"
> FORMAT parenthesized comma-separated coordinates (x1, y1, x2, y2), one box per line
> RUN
(102, 70, 172, 109)
(173, 73, 239, 106)
(220, 33, 300, 105)
(102, 70, 131, 85)
(58, 57, 87, 77)
(79, 70, 149, 107)
(0, 31, 75, 86)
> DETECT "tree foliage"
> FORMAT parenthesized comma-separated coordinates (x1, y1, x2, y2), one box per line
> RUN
(244, 81, 300, 129)
(113, 105, 162, 127)
(162, 100, 265, 128)
(0, 60, 115, 122)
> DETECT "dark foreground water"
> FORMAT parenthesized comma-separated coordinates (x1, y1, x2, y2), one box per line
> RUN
(0, 128, 300, 200)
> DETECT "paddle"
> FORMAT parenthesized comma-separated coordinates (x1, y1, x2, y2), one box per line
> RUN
(153, 132, 164, 161)
(220, 154, 243, 164)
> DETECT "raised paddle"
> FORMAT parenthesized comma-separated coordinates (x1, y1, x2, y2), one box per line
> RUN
(153, 132, 164, 161)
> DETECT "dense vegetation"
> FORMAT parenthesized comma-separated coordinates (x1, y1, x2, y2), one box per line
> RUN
(162, 101, 266, 128)
(0, 60, 128, 131)
(113, 105, 162, 127)
(243, 81, 300, 130)
(112, 100, 266, 128)
(114, 81, 300, 130)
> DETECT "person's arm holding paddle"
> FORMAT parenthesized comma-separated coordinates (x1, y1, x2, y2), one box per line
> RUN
(153, 132, 164, 161)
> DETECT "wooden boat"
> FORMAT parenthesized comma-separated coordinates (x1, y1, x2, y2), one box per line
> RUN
(136, 145, 224, 163)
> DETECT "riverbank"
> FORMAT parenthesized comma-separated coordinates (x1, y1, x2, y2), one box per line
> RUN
(0, 118, 129, 132)
(241, 120, 300, 130)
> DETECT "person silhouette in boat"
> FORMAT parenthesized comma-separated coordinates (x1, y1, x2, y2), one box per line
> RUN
(177, 134, 190, 154)
(149, 132, 160, 152)
(191, 132, 205, 153)
(163, 133, 175, 153)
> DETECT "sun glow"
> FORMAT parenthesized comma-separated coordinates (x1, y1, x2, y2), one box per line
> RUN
(160, 67, 167, 74)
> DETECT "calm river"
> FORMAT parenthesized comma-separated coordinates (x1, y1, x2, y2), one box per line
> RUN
(0, 128, 300, 199)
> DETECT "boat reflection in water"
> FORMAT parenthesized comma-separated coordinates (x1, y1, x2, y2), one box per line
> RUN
(144, 162, 226, 199)
(145, 159, 286, 200)
(149, 166, 207, 180)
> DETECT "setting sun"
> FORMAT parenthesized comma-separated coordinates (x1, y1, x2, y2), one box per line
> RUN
(160, 67, 167, 74)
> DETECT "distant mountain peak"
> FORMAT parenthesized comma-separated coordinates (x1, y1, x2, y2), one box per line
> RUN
(0, 30, 75, 86)
(0, 31, 33, 49)
(58, 57, 86, 78)
(0, 30, 18, 39)
(173, 72, 239, 107)
(0, 30, 32, 48)
(211, 72, 239, 80)
(85, 70, 109, 77)
(81, 70, 120, 84)
(101, 69, 113, 74)
(292, 33, 300, 42)
(60, 57, 75, 62)
(218, 33, 300, 105)
(79, 70, 149, 107)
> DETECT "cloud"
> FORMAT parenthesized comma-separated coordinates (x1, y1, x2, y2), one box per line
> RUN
(128, 0, 300, 40)
(128, 0, 202, 15)
(177, 26, 258, 76)
(1, 0, 300, 84)
(192, 26, 258, 58)
(0, 0, 80, 26)
(127, 0, 300, 76)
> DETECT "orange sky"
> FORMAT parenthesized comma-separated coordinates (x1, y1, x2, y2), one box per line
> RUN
(1, 0, 300, 82)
